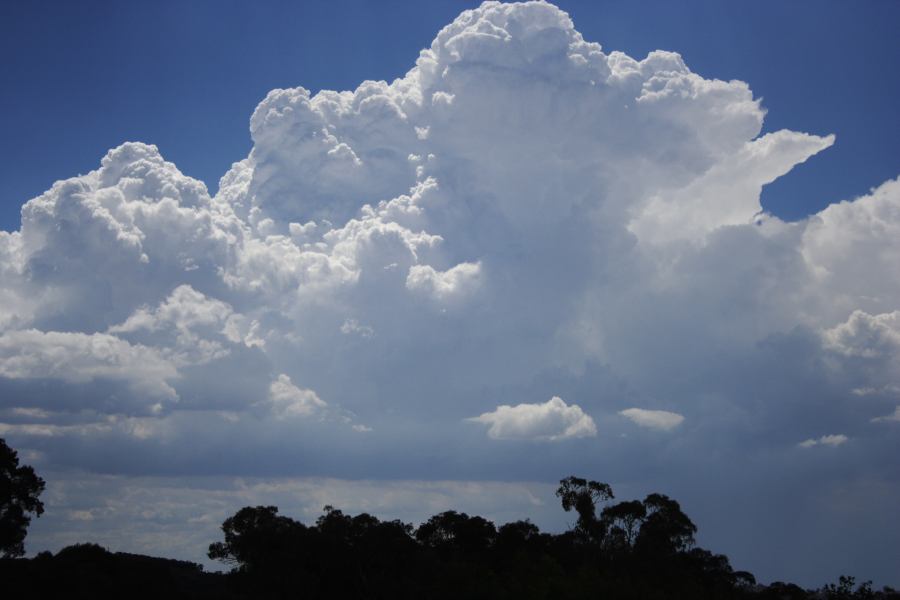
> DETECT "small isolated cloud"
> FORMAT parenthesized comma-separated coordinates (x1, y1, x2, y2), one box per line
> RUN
(264, 374, 328, 419)
(798, 434, 848, 448)
(468, 396, 596, 441)
(852, 385, 900, 397)
(340, 318, 374, 338)
(872, 406, 900, 423)
(619, 408, 685, 431)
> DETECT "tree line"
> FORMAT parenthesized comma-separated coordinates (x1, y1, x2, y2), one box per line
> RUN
(1, 438, 896, 599)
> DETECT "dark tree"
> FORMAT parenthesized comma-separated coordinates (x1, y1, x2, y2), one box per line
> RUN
(824, 575, 875, 600)
(555, 476, 613, 539)
(600, 499, 646, 550)
(0, 438, 46, 558)
(196, 476, 897, 600)
(635, 492, 697, 555)
(207, 505, 306, 571)
(496, 519, 541, 547)
(415, 510, 497, 552)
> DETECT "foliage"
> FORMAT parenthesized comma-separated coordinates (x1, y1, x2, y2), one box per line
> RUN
(3, 469, 898, 599)
(555, 476, 613, 539)
(824, 575, 876, 600)
(0, 438, 45, 558)
(0, 542, 233, 600)
(199, 475, 898, 600)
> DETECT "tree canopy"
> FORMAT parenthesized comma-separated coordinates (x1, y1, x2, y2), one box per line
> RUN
(1, 468, 896, 599)
(0, 437, 45, 558)
(199, 476, 898, 600)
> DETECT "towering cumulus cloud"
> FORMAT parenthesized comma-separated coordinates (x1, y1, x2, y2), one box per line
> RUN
(1, 1, 898, 585)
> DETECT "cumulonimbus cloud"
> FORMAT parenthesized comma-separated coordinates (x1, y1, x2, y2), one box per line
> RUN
(0, 6, 896, 574)
(0, 1, 898, 584)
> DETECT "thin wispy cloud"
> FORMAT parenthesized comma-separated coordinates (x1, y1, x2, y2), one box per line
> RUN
(798, 434, 849, 449)
(619, 408, 684, 431)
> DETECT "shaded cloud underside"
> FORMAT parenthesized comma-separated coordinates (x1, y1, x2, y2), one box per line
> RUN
(0, 0, 899, 585)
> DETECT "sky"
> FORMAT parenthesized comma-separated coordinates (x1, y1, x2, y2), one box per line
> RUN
(1, 0, 899, 588)
(2, 0, 898, 230)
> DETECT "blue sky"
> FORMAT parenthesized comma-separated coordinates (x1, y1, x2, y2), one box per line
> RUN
(1, 0, 900, 588)
(2, 0, 898, 231)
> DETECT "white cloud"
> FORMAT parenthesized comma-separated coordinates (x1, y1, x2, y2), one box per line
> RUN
(264, 374, 328, 419)
(0, 329, 177, 402)
(0, 0, 893, 466)
(406, 261, 482, 302)
(798, 434, 848, 448)
(851, 386, 900, 397)
(109, 285, 254, 367)
(110, 285, 236, 338)
(801, 177, 900, 321)
(823, 310, 900, 359)
(629, 130, 834, 246)
(619, 408, 685, 431)
(872, 407, 900, 423)
(469, 396, 596, 441)
(0, 416, 167, 441)
(0, 0, 894, 469)
(340, 318, 374, 338)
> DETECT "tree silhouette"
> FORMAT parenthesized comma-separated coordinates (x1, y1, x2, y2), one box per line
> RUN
(600, 499, 646, 551)
(555, 476, 613, 539)
(824, 575, 876, 600)
(207, 505, 307, 572)
(0, 438, 46, 558)
(2, 465, 897, 599)
(415, 510, 497, 553)
(194, 475, 900, 600)
(635, 492, 697, 555)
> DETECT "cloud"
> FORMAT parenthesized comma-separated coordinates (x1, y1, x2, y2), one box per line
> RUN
(264, 374, 328, 419)
(0, 0, 899, 584)
(801, 177, 900, 321)
(872, 407, 900, 423)
(823, 310, 900, 359)
(406, 261, 482, 302)
(0, 0, 893, 479)
(629, 130, 835, 246)
(468, 396, 597, 441)
(0, 329, 177, 403)
(798, 434, 849, 448)
(109, 284, 258, 366)
(619, 408, 685, 431)
(340, 318, 374, 338)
